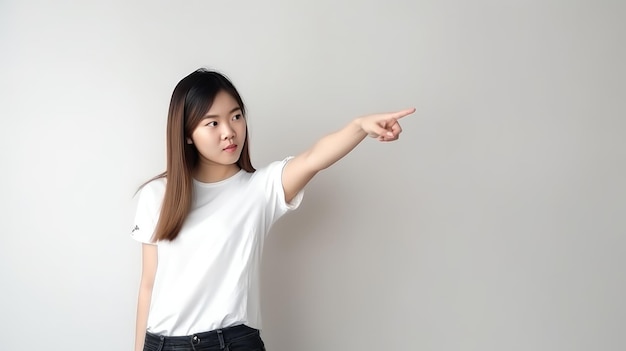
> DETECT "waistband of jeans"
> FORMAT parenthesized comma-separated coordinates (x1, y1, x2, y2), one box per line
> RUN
(146, 324, 258, 346)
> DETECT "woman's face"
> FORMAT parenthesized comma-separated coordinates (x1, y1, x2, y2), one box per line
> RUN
(190, 90, 247, 169)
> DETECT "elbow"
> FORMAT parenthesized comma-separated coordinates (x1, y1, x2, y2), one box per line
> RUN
(139, 276, 155, 292)
(139, 271, 156, 293)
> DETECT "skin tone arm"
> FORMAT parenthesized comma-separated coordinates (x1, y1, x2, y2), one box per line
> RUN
(282, 108, 416, 203)
(135, 244, 158, 351)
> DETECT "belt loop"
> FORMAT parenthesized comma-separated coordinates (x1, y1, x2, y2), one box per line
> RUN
(217, 329, 225, 349)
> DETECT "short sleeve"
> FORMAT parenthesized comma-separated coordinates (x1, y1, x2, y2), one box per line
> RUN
(257, 157, 304, 227)
(253, 156, 304, 231)
(130, 179, 166, 244)
(273, 156, 304, 212)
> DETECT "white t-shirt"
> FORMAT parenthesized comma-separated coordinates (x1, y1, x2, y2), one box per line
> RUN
(131, 158, 303, 336)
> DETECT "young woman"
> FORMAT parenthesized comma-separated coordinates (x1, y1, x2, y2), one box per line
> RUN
(131, 68, 415, 351)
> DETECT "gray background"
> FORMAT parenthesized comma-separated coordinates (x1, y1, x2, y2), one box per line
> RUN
(1, 0, 624, 350)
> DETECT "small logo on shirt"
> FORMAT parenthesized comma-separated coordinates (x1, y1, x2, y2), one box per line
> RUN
(132, 225, 140, 233)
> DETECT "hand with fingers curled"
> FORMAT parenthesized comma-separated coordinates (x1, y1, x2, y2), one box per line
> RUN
(358, 108, 416, 142)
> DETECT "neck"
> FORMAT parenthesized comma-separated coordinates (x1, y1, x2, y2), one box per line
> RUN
(193, 163, 240, 183)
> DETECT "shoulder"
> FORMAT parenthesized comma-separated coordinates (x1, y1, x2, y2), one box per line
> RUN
(136, 177, 166, 202)
(251, 157, 294, 179)
(245, 157, 294, 194)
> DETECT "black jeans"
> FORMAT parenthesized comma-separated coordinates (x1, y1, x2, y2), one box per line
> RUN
(143, 324, 266, 351)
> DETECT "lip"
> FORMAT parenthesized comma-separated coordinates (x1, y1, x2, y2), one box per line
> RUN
(223, 144, 238, 152)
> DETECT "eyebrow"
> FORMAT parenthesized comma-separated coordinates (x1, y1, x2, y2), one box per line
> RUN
(203, 107, 242, 118)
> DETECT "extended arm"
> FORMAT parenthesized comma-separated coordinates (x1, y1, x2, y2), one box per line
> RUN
(282, 108, 415, 203)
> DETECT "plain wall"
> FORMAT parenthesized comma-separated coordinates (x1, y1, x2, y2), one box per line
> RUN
(1, 0, 624, 350)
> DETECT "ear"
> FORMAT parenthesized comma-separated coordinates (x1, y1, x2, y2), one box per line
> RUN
(186, 137, 193, 144)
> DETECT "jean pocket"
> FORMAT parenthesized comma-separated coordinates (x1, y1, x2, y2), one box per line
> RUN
(227, 331, 265, 351)
(143, 334, 164, 351)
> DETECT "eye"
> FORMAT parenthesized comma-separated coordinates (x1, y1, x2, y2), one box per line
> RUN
(232, 114, 242, 121)
(205, 121, 217, 127)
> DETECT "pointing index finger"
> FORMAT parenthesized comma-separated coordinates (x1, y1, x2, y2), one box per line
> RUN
(392, 107, 416, 120)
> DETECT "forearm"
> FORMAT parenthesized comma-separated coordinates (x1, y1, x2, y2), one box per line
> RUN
(304, 118, 367, 171)
(134, 286, 153, 351)
(281, 108, 413, 203)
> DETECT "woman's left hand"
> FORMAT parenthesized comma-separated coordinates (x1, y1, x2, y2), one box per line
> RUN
(359, 108, 416, 142)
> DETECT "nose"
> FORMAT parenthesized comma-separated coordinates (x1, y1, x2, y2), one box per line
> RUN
(221, 123, 236, 140)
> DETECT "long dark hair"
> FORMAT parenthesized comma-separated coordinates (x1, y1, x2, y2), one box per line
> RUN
(144, 68, 255, 242)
